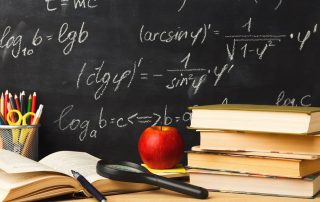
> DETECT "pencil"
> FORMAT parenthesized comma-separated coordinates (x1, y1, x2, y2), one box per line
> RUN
(32, 104, 43, 125)
(22, 104, 44, 157)
(6, 102, 15, 123)
(27, 94, 32, 124)
(20, 91, 25, 115)
(31, 92, 37, 123)
(8, 93, 18, 121)
(4, 90, 8, 121)
(14, 94, 20, 111)
(0, 112, 6, 125)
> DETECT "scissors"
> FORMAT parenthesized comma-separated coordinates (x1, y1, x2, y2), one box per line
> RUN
(96, 160, 208, 199)
(6, 110, 35, 153)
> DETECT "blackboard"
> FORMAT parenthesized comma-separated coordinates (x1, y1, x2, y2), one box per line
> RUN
(0, 0, 320, 163)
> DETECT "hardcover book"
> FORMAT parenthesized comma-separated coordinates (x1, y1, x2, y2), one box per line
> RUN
(199, 130, 320, 155)
(189, 104, 320, 134)
(188, 168, 320, 198)
(187, 148, 320, 178)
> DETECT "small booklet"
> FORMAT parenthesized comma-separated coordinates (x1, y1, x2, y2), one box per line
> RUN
(0, 150, 155, 202)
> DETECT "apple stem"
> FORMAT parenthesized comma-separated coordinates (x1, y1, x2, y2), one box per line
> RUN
(161, 125, 163, 131)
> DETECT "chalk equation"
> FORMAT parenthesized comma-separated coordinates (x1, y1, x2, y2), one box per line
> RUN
(76, 55, 235, 100)
(45, 0, 99, 12)
(226, 20, 318, 61)
(54, 104, 191, 141)
(139, 21, 318, 61)
(0, 21, 88, 59)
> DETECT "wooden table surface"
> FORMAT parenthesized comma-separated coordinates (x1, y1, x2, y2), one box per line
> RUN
(60, 189, 320, 202)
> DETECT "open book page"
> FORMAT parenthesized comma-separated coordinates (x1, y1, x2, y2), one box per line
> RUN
(39, 151, 104, 183)
(0, 169, 65, 191)
(0, 150, 55, 174)
(0, 169, 79, 202)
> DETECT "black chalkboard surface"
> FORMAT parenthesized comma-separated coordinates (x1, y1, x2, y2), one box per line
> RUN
(0, 0, 320, 163)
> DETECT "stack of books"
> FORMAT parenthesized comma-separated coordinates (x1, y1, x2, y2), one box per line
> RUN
(187, 104, 320, 198)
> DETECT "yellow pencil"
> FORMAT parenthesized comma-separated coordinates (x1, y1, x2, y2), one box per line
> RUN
(22, 105, 43, 157)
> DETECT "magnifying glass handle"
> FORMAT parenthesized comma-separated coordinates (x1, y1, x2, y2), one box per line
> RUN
(144, 174, 208, 199)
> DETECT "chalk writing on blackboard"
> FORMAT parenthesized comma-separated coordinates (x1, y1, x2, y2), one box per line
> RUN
(54, 104, 191, 141)
(139, 24, 211, 46)
(177, 0, 187, 12)
(290, 24, 318, 51)
(76, 58, 143, 100)
(225, 23, 318, 61)
(45, 0, 99, 12)
(0, 21, 88, 59)
(276, 91, 311, 107)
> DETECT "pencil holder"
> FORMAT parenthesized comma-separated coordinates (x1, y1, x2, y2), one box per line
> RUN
(0, 125, 39, 160)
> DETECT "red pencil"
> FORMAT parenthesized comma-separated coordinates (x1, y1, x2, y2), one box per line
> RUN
(4, 90, 8, 121)
(31, 92, 37, 123)
(14, 94, 21, 111)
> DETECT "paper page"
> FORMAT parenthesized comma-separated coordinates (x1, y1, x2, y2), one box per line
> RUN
(0, 169, 62, 190)
(0, 150, 55, 173)
(39, 151, 104, 183)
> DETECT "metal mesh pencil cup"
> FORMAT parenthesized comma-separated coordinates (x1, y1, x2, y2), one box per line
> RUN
(0, 125, 39, 160)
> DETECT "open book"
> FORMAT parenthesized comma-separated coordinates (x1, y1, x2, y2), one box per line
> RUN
(0, 150, 155, 202)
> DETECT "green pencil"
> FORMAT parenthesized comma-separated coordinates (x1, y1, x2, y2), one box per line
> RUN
(27, 94, 32, 124)
(27, 94, 32, 113)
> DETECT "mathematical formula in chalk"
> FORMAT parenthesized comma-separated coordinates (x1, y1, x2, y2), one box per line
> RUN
(45, 0, 99, 12)
(76, 56, 236, 100)
(54, 104, 191, 141)
(0, 21, 88, 59)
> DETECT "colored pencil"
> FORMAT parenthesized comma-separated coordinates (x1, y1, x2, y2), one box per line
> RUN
(0, 112, 6, 125)
(31, 92, 37, 113)
(22, 104, 44, 157)
(20, 91, 25, 115)
(8, 93, 19, 121)
(8, 93, 16, 110)
(6, 102, 15, 123)
(32, 104, 43, 125)
(14, 94, 20, 111)
(4, 90, 8, 120)
(31, 92, 37, 123)
(0, 92, 3, 116)
(27, 94, 32, 113)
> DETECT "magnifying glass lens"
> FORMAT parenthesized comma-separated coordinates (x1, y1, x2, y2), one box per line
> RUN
(107, 164, 144, 173)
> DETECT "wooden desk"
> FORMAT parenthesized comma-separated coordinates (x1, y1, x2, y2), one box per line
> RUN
(62, 189, 320, 202)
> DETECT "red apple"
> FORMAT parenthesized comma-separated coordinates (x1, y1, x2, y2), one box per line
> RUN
(138, 126, 184, 169)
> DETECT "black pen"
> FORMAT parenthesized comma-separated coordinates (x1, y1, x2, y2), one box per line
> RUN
(71, 170, 107, 202)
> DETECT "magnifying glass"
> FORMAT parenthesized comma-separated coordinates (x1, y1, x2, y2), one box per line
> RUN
(96, 160, 208, 199)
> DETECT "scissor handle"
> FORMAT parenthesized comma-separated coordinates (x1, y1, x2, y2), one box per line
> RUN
(6, 110, 22, 125)
(22, 112, 36, 125)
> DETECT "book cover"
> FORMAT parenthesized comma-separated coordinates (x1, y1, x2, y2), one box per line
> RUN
(199, 130, 320, 155)
(189, 104, 320, 134)
(188, 168, 320, 198)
